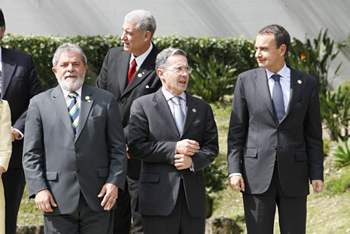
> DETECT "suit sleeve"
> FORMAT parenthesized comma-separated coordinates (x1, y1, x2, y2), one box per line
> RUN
(96, 50, 111, 90)
(128, 99, 177, 165)
(227, 75, 249, 175)
(191, 104, 219, 172)
(22, 98, 47, 198)
(106, 95, 128, 190)
(13, 55, 42, 134)
(304, 78, 324, 181)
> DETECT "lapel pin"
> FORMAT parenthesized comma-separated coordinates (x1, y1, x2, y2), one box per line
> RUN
(297, 80, 302, 84)
(85, 96, 91, 103)
(138, 73, 142, 78)
(192, 108, 196, 113)
(145, 85, 150, 88)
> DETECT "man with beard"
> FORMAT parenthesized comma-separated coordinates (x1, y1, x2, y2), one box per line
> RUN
(22, 43, 127, 233)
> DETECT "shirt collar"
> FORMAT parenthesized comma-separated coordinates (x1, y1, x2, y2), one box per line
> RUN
(161, 87, 186, 102)
(130, 42, 153, 67)
(266, 63, 289, 79)
(60, 86, 82, 99)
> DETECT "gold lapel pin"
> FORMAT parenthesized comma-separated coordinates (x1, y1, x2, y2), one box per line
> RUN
(85, 96, 91, 103)
(297, 80, 302, 84)
(192, 108, 196, 113)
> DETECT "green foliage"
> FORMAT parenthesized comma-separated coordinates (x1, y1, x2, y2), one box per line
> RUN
(320, 86, 350, 141)
(189, 54, 237, 102)
(203, 162, 227, 196)
(332, 138, 350, 167)
(1, 34, 256, 93)
(323, 165, 350, 196)
(287, 29, 342, 96)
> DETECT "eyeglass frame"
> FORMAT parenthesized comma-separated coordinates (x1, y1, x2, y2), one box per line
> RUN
(162, 65, 193, 74)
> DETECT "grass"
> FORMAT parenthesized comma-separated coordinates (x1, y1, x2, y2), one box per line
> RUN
(17, 101, 350, 233)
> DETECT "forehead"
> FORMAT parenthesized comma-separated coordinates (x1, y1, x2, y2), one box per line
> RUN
(167, 54, 188, 66)
(255, 33, 276, 47)
(58, 51, 83, 63)
(122, 21, 138, 31)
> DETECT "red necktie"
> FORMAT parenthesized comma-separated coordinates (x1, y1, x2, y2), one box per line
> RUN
(128, 59, 137, 85)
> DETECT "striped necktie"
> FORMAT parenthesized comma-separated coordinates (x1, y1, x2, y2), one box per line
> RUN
(68, 91, 80, 136)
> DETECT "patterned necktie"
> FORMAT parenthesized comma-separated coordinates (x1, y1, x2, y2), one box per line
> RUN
(68, 91, 80, 136)
(172, 96, 184, 135)
(271, 74, 285, 123)
(128, 59, 137, 85)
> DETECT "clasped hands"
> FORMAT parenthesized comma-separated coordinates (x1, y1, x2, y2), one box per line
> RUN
(35, 183, 119, 212)
(174, 139, 200, 170)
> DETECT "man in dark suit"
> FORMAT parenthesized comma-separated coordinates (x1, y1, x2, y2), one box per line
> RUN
(227, 24, 325, 233)
(96, 9, 161, 234)
(22, 43, 127, 233)
(128, 48, 219, 234)
(0, 8, 43, 233)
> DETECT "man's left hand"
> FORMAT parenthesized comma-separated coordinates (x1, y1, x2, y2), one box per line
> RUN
(98, 183, 119, 210)
(11, 127, 20, 142)
(311, 180, 324, 195)
(174, 154, 193, 170)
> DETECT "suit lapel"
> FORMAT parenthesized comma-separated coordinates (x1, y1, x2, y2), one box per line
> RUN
(1, 47, 16, 98)
(183, 93, 197, 136)
(255, 69, 276, 122)
(52, 86, 75, 139)
(122, 46, 158, 97)
(153, 89, 180, 137)
(76, 84, 93, 140)
(118, 51, 130, 95)
(285, 68, 303, 116)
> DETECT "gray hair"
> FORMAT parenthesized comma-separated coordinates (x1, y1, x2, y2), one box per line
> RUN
(156, 48, 187, 70)
(52, 43, 87, 67)
(125, 10, 157, 38)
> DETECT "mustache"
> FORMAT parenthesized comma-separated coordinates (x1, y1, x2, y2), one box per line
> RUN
(64, 72, 79, 79)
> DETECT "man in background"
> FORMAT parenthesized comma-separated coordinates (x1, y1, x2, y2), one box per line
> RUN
(96, 9, 161, 234)
(0, 8, 42, 233)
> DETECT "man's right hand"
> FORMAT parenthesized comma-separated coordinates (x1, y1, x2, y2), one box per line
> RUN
(229, 175, 245, 192)
(35, 189, 57, 212)
(176, 139, 200, 156)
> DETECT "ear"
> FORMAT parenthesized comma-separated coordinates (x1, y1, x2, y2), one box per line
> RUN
(52, 67, 57, 75)
(157, 69, 165, 83)
(85, 65, 89, 73)
(144, 31, 151, 41)
(280, 44, 287, 57)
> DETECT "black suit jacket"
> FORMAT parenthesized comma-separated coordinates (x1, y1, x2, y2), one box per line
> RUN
(227, 67, 324, 197)
(128, 89, 219, 217)
(23, 84, 127, 215)
(1, 46, 42, 168)
(96, 44, 161, 179)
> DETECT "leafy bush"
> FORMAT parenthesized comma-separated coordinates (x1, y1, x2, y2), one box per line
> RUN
(203, 162, 227, 196)
(323, 165, 350, 196)
(332, 138, 350, 167)
(320, 86, 350, 141)
(287, 30, 342, 96)
(189, 54, 237, 102)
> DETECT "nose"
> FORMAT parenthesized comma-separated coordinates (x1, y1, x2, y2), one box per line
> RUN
(121, 32, 126, 40)
(67, 63, 74, 72)
(255, 49, 261, 58)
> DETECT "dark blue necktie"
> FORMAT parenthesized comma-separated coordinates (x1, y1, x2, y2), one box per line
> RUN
(271, 74, 285, 123)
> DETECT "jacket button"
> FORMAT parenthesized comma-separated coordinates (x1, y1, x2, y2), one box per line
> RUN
(273, 145, 277, 149)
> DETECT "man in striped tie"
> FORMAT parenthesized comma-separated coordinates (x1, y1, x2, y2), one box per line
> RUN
(23, 43, 127, 233)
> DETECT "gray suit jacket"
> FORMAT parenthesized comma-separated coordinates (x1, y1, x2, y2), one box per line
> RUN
(227, 67, 324, 197)
(23, 84, 127, 215)
(128, 89, 219, 218)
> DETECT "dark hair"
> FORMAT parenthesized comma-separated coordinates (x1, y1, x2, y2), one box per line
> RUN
(258, 24, 290, 55)
(0, 9, 5, 27)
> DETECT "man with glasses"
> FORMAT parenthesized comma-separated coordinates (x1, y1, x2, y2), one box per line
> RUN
(128, 48, 219, 234)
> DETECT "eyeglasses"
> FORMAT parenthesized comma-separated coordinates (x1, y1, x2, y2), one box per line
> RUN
(164, 66, 193, 74)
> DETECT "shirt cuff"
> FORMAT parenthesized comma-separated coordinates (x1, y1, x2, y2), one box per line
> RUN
(229, 173, 242, 178)
(13, 128, 24, 140)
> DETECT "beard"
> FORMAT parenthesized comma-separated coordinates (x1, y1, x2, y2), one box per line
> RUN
(57, 72, 85, 91)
